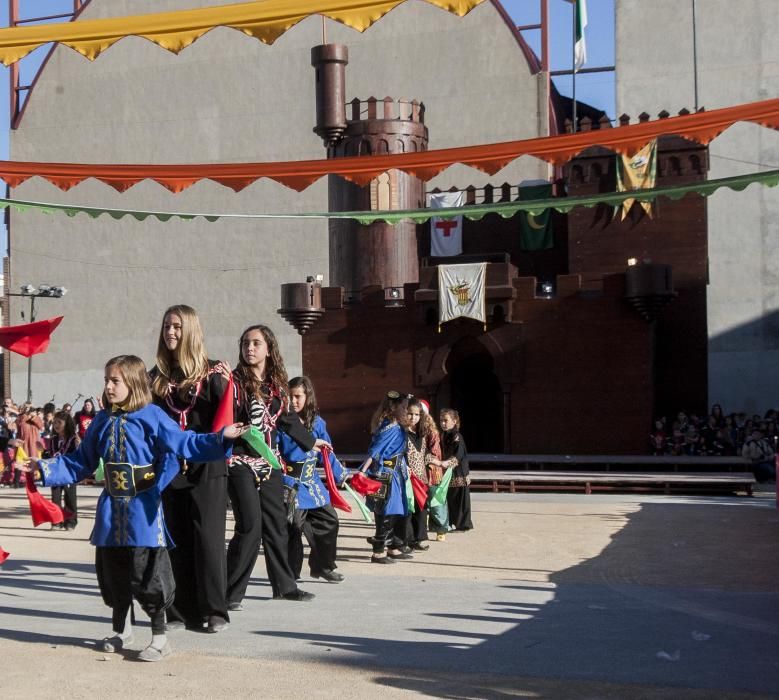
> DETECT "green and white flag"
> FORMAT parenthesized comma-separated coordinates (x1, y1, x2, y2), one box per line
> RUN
(566, 0, 588, 71)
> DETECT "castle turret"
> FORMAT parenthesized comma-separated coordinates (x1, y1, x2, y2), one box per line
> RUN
(311, 43, 428, 302)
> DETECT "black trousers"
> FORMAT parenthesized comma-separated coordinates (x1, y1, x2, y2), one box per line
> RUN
(372, 513, 407, 554)
(408, 500, 428, 544)
(51, 484, 78, 523)
(288, 503, 339, 578)
(447, 485, 473, 531)
(95, 546, 174, 635)
(227, 466, 298, 601)
(162, 469, 229, 625)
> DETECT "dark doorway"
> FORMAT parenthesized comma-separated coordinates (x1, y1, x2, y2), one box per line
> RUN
(439, 338, 504, 453)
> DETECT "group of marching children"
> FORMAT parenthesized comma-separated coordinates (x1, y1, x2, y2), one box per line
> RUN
(15, 311, 348, 664)
(359, 391, 473, 564)
(10, 304, 472, 664)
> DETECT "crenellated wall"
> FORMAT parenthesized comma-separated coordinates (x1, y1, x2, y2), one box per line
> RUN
(299, 116, 712, 454)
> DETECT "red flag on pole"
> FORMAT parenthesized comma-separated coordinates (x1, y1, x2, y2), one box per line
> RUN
(211, 374, 234, 432)
(321, 447, 351, 513)
(350, 471, 383, 497)
(0, 316, 63, 357)
(25, 475, 70, 527)
(410, 473, 428, 510)
(0, 546, 9, 564)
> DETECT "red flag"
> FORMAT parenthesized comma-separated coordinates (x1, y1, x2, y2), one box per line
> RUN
(350, 471, 382, 497)
(321, 447, 351, 513)
(212, 374, 234, 432)
(410, 473, 428, 510)
(25, 475, 70, 527)
(0, 316, 63, 357)
(0, 546, 9, 564)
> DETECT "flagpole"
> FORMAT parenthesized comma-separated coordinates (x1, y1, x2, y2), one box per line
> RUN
(571, 0, 577, 133)
(691, 0, 699, 111)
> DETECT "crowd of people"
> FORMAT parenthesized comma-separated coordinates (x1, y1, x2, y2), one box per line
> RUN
(650, 404, 778, 481)
(0, 398, 97, 527)
(0, 305, 473, 663)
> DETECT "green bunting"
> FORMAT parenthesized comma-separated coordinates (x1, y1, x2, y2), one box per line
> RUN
(0, 168, 776, 226)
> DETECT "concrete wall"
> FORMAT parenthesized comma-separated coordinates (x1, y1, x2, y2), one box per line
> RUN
(8, 0, 548, 405)
(616, 0, 779, 414)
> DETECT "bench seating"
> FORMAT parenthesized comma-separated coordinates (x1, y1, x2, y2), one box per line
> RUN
(467, 470, 756, 495)
(467, 454, 752, 472)
(336, 454, 756, 495)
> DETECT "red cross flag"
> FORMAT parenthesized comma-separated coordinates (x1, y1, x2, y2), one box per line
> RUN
(428, 191, 465, 257)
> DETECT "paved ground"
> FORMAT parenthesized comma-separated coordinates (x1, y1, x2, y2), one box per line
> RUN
(1, 485, 778, 698)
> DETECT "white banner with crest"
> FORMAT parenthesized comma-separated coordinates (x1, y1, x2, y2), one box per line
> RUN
(438, 262, 487, 328)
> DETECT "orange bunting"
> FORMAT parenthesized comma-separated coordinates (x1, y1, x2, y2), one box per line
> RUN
(0, 97, 776, 194)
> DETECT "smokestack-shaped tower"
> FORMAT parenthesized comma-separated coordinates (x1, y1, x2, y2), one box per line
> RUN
(311, 44, 428, 301)
(311, 44, 348, 148)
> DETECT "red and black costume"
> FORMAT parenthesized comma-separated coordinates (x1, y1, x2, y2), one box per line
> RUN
(150, 360, 230, 628)
(226, 377, 315, 604)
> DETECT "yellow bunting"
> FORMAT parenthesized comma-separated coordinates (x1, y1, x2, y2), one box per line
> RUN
(0, 0, 485, 66)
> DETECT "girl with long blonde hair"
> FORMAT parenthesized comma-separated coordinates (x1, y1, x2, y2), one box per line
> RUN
(149, 305, 233, 634)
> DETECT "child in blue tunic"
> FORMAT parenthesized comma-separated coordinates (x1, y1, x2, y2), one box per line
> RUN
(28, 355, 242, 662)
(359, 391, 413, 564)
(279, 376, 348, 583)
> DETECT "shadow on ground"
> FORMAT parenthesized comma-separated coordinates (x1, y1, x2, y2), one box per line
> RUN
(258, 499, 779, 696)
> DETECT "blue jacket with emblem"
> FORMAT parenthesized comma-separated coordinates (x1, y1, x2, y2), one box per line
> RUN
(37, 404, 230, 548)
(366, 419, 409, 516)
(278, 415, 347, 510)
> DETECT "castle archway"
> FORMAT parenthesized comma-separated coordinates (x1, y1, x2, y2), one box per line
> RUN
(436, 336, 505, 454)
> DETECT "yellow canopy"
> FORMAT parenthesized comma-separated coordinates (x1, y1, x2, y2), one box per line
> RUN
(0, 0, 485, 66)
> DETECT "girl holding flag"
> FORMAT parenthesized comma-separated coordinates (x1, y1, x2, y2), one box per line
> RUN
(438, 408, 473, 532)
(24, 354, 242, 661)
(405, 398, 445, 549)
(49, 409, 80, 531)
(359, 391, 413, 564)
(280, 376, 348, 583)
(226, 325, 327, 608)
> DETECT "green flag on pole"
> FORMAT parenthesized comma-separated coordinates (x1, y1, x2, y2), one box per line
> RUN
(519, 182, 554, 251)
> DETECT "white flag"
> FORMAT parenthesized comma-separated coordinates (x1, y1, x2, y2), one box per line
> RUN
(438, 262, 487, 328)
(428, 191, 464, 257)
(565, 0, 588, 71)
